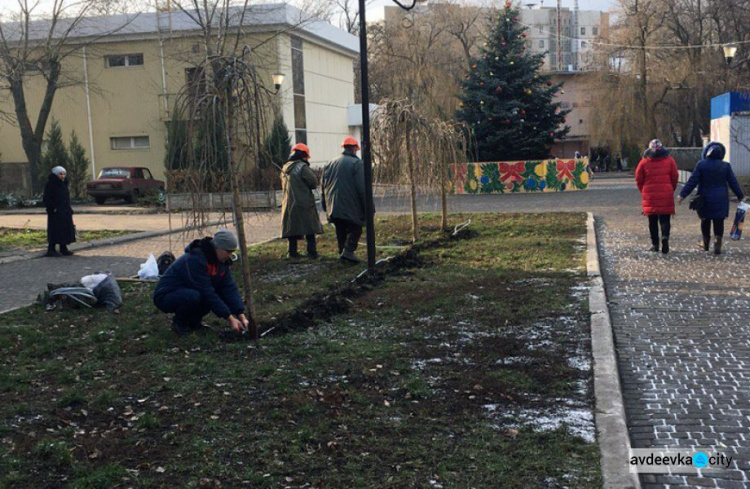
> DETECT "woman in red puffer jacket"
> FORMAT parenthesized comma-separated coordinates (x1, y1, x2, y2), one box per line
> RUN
(635, 139, 678, 253)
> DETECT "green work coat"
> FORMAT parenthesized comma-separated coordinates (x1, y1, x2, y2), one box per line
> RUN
(321, 151, 368, 226)
(280, 160, 323, 238)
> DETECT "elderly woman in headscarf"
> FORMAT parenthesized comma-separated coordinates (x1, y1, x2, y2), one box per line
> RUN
(635, 139, 678, 254)
(42, 166, 76, 257)
(280, 143, 323, 259)
(677, 142, 745, 255)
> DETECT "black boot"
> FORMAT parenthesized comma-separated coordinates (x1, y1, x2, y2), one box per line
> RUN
(45, 245, 61, 257)
(661, 238, 669, 254)
(650, 239, 660, 252)
(714, 236, 723, 255)
(306, 235, 319, 259)
(287, 238, 301, 258)
(702, 235, 710, 252)
(60, 245, 74, 256)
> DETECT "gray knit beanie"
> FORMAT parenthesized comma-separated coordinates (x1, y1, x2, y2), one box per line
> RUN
(212, 229, 238, 251)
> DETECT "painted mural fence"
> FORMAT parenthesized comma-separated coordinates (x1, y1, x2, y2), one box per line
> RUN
(447, 158, 590, 194)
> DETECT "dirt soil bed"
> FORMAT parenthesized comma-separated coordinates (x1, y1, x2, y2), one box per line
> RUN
(0, 213, 601, 488)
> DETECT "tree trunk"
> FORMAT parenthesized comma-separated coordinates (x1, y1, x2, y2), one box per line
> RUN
(405, 127, 418, 242)
(440, 162, 448, 231)
(9, 59, 61, 194)
(225, 89, 258, 338)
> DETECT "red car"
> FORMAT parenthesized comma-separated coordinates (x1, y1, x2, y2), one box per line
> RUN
(86, 167, 164, 205)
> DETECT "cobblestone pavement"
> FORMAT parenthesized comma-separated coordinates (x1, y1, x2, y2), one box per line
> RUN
(2, 178, 749, 488)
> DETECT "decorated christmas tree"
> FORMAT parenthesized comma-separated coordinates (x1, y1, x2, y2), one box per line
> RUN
(456, 1, 569, 161)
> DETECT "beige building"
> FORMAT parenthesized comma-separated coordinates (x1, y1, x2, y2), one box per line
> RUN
(0, 4, 359, 193)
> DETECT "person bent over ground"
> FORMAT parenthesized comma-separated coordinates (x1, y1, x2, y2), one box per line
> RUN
(153, 229, 249, 336)
(321, 137, 368, 263)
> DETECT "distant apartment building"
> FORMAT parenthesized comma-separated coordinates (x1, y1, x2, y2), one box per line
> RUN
(0, 4, 359, 193)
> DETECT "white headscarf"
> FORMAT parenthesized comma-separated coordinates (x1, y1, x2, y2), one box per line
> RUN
(51, 166, 67, 176)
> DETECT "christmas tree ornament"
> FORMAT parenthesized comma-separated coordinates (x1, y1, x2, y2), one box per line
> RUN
(521, 109, 526, 115)
(546, 80, 552, 86)
(496, 86, 503, 93)
(510, 61, 515, 65)
(561, 90, 565, 94)
(459, 102, 464, 108)
(495, 57, 499, 60)
(480, 82, 484, 86)
(533, 126, 537, 130)
(520, 118, 525, 123)
(480, 100, 484, 104)
(562, 118, 566, 123)
(521, 33, 526, 37)
(514, 16, 518, 20)
(472, 64, 477, 69)
(549, 132, 554, 137)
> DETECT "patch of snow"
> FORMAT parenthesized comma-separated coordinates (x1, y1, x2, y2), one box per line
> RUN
(489, 404, 596, 443)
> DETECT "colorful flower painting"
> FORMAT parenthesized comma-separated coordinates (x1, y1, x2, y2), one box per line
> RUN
(448, 158, 589, 194)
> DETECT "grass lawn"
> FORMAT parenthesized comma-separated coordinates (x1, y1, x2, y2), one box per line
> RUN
(0, 213, 601, 488)
(0, 228, 133, 253)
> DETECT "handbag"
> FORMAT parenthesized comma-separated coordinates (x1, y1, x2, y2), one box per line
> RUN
(688, 194, 705, 216)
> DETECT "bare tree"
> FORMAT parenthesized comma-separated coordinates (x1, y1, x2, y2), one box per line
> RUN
(589, 0, 749, 155)
(0, 0, 135, 192)
(371, 99, 469, 239)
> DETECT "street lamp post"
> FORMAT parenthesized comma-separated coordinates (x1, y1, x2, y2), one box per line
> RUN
(358, 0, 424, 270)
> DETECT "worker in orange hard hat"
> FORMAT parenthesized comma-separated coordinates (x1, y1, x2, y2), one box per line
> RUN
(291, 143, 310, 159)
(341, 136, 360, 151)
(320, 136, 369, 263)
(280, 142, 323, 259)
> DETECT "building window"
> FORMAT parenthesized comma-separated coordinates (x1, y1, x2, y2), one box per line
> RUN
(581, 41, 588, 48)
(291, 35, 307, 144)
(580, 27, 586, 36)
(539, 40, 545, 48)
(106, 54, 144, 68)
(537, 24, 544, 33)
(593, 26, 599, 36)
(110, 136, 150, 150)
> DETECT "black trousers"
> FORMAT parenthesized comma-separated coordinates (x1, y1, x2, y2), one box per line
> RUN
(154, 288, 211, 328)
(287, 235, 316, 254)
(648, 214, 671, 243)
(701, 218, 725, 239)
(331, 218, 363, 253)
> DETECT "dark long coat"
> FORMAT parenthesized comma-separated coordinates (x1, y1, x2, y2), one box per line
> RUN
(679, 144, 745, 220)
(42, 173, 76, 246)
(321, 150, 367, 226)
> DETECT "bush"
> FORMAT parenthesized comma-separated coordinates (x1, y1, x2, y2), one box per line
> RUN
(68, 132, 90, 199)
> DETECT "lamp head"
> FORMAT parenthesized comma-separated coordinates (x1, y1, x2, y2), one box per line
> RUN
(272, 72, 285, 92)
(723, 45, 737, 65)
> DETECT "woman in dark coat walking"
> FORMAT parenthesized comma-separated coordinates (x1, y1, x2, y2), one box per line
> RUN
(42, 166, 76, 257)
(635, 139, 678, 253)
(677, 142, 745, 255)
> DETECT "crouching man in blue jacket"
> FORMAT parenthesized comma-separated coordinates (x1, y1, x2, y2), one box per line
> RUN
(153, 229, 249, 335)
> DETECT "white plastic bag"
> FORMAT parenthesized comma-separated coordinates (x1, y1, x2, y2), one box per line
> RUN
(81, 273, 108, 290)
(138, 253, 159, 279)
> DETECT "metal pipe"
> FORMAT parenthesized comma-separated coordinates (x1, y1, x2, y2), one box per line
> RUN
(82, 46, 97, 179)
